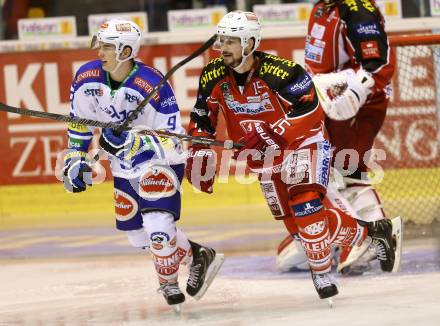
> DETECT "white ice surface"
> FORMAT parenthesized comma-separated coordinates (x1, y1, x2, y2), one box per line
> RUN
(1, 239, 440, 326)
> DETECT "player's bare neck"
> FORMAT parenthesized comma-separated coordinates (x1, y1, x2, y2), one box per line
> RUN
(110, 60, 134, 82)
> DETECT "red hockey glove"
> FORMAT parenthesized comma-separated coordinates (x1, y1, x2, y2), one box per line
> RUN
(235, 122, 287, 169)
(242, 122, 287, 152)
(186, 144, 216, 194)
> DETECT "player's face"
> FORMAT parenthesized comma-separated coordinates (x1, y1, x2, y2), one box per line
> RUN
(97, 42, 117, 72)
(217, 36, 243, 68)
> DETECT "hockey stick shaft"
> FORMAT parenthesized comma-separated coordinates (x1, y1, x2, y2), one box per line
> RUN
(0, 102, 242, 149)
(119, 34, 218, 131)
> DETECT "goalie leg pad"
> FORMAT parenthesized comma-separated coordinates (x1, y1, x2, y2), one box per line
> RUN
(276, 234, 309, 272)
(340, 178, 386, 222)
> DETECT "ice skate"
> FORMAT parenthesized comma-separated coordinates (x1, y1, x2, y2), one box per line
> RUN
(311, 271, 338, 306)
(186, 240, 225, 300)
(367, 217, 402, 272)
(157, 282, 185, 313)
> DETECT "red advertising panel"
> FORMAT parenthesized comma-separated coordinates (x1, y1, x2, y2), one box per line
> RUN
(0, 36, 438, 185)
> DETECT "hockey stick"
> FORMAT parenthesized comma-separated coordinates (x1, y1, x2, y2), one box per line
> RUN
(119, 34, 217, 131)
(0, 34, 242, 149)
(0, 102, 241, 149)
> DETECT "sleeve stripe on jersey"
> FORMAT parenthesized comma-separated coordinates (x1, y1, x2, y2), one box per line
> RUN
(284, 100, 320, 120)
(67, 130, 93, 139)
(276, 90, 320, 119)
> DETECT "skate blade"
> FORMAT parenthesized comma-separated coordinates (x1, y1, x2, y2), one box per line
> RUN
(327, 298, 334, 308)
(171, 303, 182, 314)
(391, 216, 403, 273)
(193, 253, 225, 300)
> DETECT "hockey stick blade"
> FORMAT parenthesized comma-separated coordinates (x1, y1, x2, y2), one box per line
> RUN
(0, 102, 242, 149)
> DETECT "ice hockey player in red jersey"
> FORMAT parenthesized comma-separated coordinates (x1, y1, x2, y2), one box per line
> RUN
(276, 0, 401, 276)
(185, 10, 401, 301)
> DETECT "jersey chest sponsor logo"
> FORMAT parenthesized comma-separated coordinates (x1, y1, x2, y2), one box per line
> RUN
(226, 98, 274, 115)
(139, 165, 178, 199)
(75, 69, 101, 84)
(84, 88, 103, 96)
(133, 77, 160, 102)
(114, 189, 138, 221)
(125, 93, 140, 104)
(311, 23, 325, 40)
(221, 83, 275, 115)
(305, 41, 324, 63)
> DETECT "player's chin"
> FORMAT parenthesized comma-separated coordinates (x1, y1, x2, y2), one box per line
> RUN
(101, 62, 111, 72)
(222, 55, 233, 64)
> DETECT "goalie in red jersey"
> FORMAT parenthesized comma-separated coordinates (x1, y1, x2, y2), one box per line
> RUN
(276, 0, 401, 275)
(185, 10, 401, 301)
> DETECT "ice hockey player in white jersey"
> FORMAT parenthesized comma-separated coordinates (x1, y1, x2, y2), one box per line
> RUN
(62, 19, 224, 312)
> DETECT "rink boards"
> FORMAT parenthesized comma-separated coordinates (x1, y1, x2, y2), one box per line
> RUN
(0, 167, 439, 231)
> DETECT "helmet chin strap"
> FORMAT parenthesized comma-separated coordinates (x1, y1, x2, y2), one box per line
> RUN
(231, 45, 254, 72)
(110, 50, 132, 74)
(110, 61, 124, 74)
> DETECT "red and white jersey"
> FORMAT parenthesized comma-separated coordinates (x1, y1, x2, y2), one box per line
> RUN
(305, 0, 395, 95)
(188, 52, 327, 158)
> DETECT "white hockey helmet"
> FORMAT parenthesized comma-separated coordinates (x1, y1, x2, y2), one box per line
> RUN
(92, 19, 142, 62)
(216, 11, 261, 54)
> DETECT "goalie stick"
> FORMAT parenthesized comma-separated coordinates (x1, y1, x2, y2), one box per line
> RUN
(0, 102, 241, 149)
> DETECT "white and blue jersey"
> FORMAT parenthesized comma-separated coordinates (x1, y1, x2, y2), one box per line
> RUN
(68, 60, 185, 176)
(68, 60, 186, 230)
